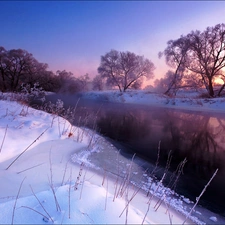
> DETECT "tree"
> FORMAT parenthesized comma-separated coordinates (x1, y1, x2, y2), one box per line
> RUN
(154, 70, 183, 95)
(77, 73, 90, 91)
(92, 74, 104, 91)
(0, 47, 51, 92)
(98, 49, 155, 92)
(160, 23, 225, 97)
(5, 49, 37, 91)
(55, 70, 90, 93)
(0, 47, 8, 92)
(159, 37, 189, 95)
(56, 70, 78, 93)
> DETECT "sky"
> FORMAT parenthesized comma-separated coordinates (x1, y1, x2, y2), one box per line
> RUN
(1, 1, 225, 85)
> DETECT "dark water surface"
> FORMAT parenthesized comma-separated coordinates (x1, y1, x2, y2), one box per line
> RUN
(40, 93, 225, 217)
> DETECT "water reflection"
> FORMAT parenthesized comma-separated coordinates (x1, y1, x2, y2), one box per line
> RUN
(94, 106, 225, 177)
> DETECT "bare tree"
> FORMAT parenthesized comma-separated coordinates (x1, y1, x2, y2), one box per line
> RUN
(5, 49, 37, 91)
(159, 37, 189, 95)
(0, 47, 51, 92)
(160, 23, 225, 97)
(98, 49, 155, 92)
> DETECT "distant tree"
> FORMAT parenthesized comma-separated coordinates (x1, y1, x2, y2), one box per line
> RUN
(154, 70, 182, 94)
(0, 47, 8, 91)
(23, 59, 49, 87)
(55, 71, 91, 93)
(37, 70, 59, 92)
(5, 49, 39, 91)
(160, 23, 225, 97)
(143, 84, 154, 91)
(98, 49, 155, 92)
(77, 73, 90, 91)
(0, 47, 52, 92)
(56, 70, 79, 93)
(92, 74, 104, 91)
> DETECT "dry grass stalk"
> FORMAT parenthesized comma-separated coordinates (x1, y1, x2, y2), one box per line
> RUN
(113, 150, 121, 202)
(119, 185, 142, 218)
(29, 185, 54, 223)
(61, 160, 69, 186)
(20, 206, 50, 222)
(6, 127, 49, 170)
(48, 150, 61, 212)
(182, 168, 219, 225)
(153, 152, 175, 211)
(147, 141, 161, 197)
(119, 153, 136, 198)
(102, 164, 106, 186)
(80, 168, 88, 200)
(68, 167, 72, 219)
(74, 162, 84, 191)
(147, 173, 166, 206)
(57, 116, 61, 137)
(17, 163, 45, 174)
(11, 177, 26, 225)
(104, 172, 108, 211)
(168, 158, 187, 192)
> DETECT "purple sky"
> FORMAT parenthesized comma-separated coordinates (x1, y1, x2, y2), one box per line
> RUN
(1, 1, 225, 86)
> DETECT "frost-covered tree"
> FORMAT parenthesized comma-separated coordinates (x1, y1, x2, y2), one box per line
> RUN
(77, 73, 90, 91)
(92, 74, 104, 91)
(160, 23, 225, 97)
(98, 49, 155, 92)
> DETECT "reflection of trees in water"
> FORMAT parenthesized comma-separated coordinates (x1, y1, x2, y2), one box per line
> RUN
(161, 111, 225, 178)
(96, 107, 151, 144)
(91, 106, 225, 179)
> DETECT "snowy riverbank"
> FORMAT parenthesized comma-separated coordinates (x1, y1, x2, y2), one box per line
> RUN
(0, 91, 224, 224)
(79, 90, 225, 114)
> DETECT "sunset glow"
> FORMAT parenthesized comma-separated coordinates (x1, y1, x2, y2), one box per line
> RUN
(214, 78, 224, 85)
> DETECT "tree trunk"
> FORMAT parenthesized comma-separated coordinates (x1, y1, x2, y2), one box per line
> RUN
(217, 84, 225, 96)
(208, 79, 214, 97)
(0, 70, 7, 92)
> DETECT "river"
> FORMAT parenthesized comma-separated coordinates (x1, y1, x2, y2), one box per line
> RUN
(34, 93, 225, 219)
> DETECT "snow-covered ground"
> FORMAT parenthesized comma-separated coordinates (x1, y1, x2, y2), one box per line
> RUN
(0, 91, 224, 224)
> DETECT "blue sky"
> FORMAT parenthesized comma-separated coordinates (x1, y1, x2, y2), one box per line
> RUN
(1, 1, 225, 85)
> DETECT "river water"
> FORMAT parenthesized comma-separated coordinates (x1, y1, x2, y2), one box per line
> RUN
(38, 93, 225, 218)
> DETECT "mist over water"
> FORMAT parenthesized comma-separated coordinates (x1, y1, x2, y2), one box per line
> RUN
(42, 93, 225, 216)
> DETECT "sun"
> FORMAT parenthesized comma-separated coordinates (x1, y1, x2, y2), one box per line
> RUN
(214, 77, 224, 85)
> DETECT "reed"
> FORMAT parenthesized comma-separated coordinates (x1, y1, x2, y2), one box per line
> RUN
(6, 127, 49, 170)
(29, 185, 54, 223)
(182, 168, 219, 225)
(11, 177, 26, 225)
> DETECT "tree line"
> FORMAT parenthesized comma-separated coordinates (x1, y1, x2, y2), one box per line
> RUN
(0, 46, 90, 93)
(1, 23, 225, 97)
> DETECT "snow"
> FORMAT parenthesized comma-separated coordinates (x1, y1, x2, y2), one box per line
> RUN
(0, 91, 224, 224)
(79, 89, 225, 114)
